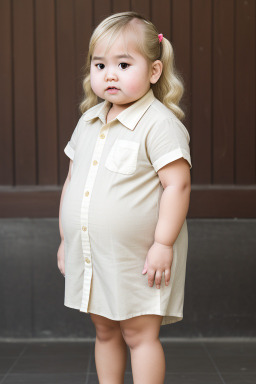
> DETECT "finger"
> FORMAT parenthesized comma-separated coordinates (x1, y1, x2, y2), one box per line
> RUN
(142, 257, 148, 274)
(164, 269, 171, 286)
(147, 269, 156, 287)
(155, 270, 163, 289)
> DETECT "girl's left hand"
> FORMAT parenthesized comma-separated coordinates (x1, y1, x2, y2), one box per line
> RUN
(142, 241, 173, 289)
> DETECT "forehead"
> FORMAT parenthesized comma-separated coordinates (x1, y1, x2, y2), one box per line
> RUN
(93, 28, 143, 58)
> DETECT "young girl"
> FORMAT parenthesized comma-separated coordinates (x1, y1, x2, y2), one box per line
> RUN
(57, 11, 192, 384)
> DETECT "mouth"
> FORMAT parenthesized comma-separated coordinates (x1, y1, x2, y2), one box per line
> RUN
(106, 86, 120, 94)
(106, 86, 119, 90)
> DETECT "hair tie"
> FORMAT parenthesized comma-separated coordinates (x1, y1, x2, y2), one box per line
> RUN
(158, 33, 163, 43)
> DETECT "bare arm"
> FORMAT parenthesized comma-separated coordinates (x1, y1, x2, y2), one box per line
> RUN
(59, 159, 73, 241)
(154, 157, 191, 246)
(142, 157, 191, 288)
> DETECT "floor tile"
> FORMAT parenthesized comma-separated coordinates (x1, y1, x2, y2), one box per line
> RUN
(209, 355, 256, 374)
(221, 373, 256, 384)
(0, 344, 26, 358)
(204, 341, 256, 356)
(9, 356, 90, 374)
(165, 354, 217, 373)
(0, 340, 255, 384)
(1, 372, 87, 384)
(0, 358, 18, 375)
(86, 372, 224, 383)
(22, 341, 93, 357)
(164, 373, 224, 383)
(162, 342, 206, 357)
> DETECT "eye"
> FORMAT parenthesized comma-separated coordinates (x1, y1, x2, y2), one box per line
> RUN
(96, 63, 105, 70)
(118, 62, 130, 70)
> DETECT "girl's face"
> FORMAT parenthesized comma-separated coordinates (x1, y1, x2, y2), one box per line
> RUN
(90, 32, 154, 112)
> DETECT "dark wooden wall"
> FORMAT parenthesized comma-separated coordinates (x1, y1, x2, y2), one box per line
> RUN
(0, 0, 255, 218)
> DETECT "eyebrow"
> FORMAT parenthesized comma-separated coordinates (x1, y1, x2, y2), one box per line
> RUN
(92, 54, 134, 61)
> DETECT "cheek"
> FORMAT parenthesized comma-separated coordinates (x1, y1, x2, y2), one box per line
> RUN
(90, 71, 100, 91)
(125, 72, 147, 93)
(126, 84, 141, 94)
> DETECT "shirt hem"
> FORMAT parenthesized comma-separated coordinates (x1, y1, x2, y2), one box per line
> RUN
(153, 148, 192, 171)
(64, 302, 183, 326)
(64, 142, 75, 160)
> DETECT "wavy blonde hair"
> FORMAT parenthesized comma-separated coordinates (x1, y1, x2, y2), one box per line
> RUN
(79, 11, 185, 121)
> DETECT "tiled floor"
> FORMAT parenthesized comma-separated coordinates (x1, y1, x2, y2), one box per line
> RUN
(0, 339, 255, 383)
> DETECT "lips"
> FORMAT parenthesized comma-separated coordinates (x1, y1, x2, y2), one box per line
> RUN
(106, 86, 119, 90)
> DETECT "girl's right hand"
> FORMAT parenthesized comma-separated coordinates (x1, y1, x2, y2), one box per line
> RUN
(57, 239, 65, 277)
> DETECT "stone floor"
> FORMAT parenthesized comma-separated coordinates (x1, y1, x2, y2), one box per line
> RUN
(0, 339, 255, 383)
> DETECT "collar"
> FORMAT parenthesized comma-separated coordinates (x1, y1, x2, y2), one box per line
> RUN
(83, 88, 155, 130)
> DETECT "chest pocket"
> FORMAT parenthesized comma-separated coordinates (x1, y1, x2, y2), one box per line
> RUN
(105, 139, 140, 175)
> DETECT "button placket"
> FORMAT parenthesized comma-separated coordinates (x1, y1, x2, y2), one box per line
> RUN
(80, 125, 108, 312)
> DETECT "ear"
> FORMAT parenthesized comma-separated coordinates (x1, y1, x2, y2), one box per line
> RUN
(150, 60, 163, 84)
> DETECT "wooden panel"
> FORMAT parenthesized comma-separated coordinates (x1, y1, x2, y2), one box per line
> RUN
(189, 185, 256, 218)
(0, 0, 255, 218)
(93, 0, 111, 27)
(191, 0, 212, 184)
(213, 0, 234, 184)
(235, 0, 256, 184)
(131, 0, 150, 19)
(0, 187, 61, 217)
(113, 0, 130, 13)
(0, 0, 13, 185)
(35, 0, 58, 185)
(172, 0, 191, 135)
(13, 0, 36, 185)
(0, 187, 255, 218)
(151, 0, 171, 40)
(74, 0, 93, 124)
(56, 0, 77, 184)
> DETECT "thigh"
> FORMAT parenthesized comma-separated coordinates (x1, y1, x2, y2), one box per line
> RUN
(120, 315, 163, 347)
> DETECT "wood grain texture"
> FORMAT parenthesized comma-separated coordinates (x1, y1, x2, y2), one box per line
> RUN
(0, 0, 255, 217)
(235, 0, 255, 184)
(0, 0, 13, 185)
(191, 0, 212, 185)
(13, 0, 36, 185)
(36, 0, 58, 185)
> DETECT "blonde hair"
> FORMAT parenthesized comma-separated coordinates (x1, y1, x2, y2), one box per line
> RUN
(79, 11, 185, 121)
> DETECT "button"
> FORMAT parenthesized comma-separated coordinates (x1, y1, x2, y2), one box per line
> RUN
(85, 191, 89, 197)
(100, 134, 105, 139)
(93, 160, 98, 165)
(82, 226, 87, 231)
(85, 257, 90, 264)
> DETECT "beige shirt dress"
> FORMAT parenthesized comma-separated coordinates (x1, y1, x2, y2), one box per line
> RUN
(61, 88, 192, 326)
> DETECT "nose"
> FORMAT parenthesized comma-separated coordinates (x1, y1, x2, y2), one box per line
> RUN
(104, 66, 118, 82)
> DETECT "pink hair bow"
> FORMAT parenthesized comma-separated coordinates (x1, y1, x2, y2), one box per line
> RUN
(158, 33, 163, 43)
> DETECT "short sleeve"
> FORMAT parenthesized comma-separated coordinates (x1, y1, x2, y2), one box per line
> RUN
(64, 116, 84, 160)
(147, 118, 192, 172)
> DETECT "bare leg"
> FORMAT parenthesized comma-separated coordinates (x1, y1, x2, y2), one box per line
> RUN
(120, 314, 165, 384)
(90, 313, 128, 384)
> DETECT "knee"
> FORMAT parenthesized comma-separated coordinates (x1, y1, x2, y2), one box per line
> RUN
(120, 315, 162, 349)
(96, 324, 120, 343)
(120, 322, 145, 349)
(121, 328, 141, 349)
(90, 313, 121, 342)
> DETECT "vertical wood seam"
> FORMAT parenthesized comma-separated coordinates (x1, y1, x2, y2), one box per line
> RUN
(11, 0, 15, 186)
(234, 0, 236, 184)
(54, 0, 60, 185)
(190, 0, 193, 181)
(33, 0, 38, 185)
(211, 0, 213, 185)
